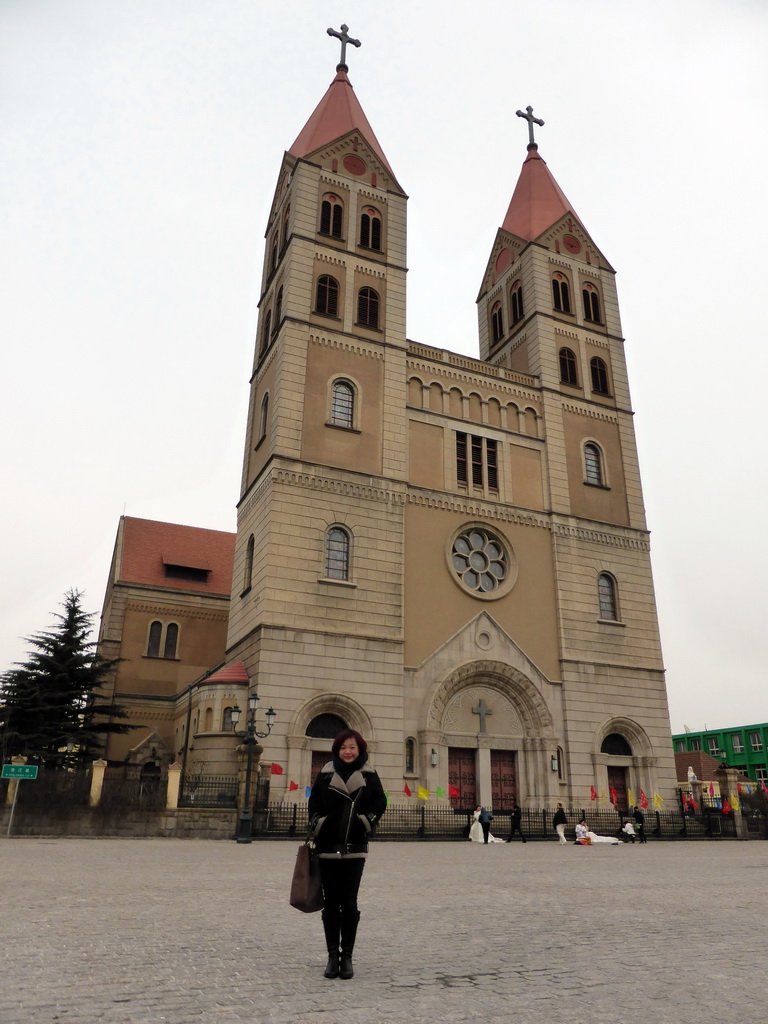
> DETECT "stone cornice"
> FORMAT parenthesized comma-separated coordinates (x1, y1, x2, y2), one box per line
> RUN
(406, 360, 540, 405)
(562, 402, 619, 424)
(552, 519, 650, 551)
(125, 602, 229, 621)
(274, 468, 406, 505)
(315, 252, 347, 268)
(310, 332, 384, 360)
(357, 186, 389, 205)
(318, 171, 350, 192)
(354, 264, 386, 279)
(405, 490, 551, 530)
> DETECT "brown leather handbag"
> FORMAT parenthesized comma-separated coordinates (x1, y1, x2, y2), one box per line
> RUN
(289, 840, 323, 913)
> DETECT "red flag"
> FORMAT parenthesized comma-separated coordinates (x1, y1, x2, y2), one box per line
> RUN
(708, 782, 715, 797)
(640, 790, 648, 809)
(681, 792, 688, 810)
(689, 795, 698, 811)
(722, 798, 731, 814)
(737, 783, 742, 794)
(270, 763, 283, 776)
(609, 786, 618, 805)
(448, 784, 459, 799)
(762, 782, 768, 795)
(590, 786, 597, 802)
(288, 780, 298, 791)
(403, 783, 412, 797)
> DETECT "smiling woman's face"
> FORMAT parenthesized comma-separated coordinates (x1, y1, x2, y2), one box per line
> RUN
(339, 738, 359, 762)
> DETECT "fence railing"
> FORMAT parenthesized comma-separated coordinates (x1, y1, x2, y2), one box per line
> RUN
(14, 767, 92, 810)
(248, 802, 750, 841)
(178, 774, 239, 809)
(99, 766, 166, 813)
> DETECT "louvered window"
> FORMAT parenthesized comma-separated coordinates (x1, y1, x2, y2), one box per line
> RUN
(316, 275, 339, 317)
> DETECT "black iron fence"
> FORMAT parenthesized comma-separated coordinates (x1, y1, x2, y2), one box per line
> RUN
(99, 765, 166, 812)
(14, 767, 91, 810)
(247, 802, 749, 841)
(178, 774, 239, 809)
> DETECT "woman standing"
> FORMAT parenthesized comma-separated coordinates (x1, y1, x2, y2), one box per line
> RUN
(308, 729, 387, 980)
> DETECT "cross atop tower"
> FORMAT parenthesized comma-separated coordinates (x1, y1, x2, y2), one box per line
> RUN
(327, 24, 361, 70)
(516, 105, 545, 149)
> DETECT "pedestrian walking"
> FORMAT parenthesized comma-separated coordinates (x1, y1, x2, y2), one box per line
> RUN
(553, 803, 568, 844)
(633, 805, 647, 843)
(308, 729, 387, 980)
(507, 802, 527, 843)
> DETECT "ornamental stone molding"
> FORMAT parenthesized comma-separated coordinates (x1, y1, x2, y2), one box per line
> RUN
(594, 715, 654, 759)
(287, 691, 374, 743)
(310, 333, 384, 359)
(561, 402, 619, 424)
(125, 602, 228, 622)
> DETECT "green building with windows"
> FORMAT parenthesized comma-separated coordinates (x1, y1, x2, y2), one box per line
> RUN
(672, 724, 768, 784)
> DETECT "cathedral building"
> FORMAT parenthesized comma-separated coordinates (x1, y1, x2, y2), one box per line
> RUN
(98, 35, 677, 811)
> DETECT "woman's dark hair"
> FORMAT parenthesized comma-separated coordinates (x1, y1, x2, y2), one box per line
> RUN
(331, 729, 367, 756)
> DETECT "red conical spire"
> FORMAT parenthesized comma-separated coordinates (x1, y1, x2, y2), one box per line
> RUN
(288, 67, 395, 178)
(501, 146, 576, 241)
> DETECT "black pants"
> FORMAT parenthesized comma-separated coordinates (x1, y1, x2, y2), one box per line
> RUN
(319, 858, 366, 915)
(508, 823, 527, 842)
(481, 821, 490, 844)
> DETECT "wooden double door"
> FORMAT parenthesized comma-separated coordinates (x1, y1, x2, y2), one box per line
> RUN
(448, 747, 517, 810)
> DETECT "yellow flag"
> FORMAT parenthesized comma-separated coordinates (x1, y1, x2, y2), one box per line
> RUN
(653, 792, 663, 808)
(627, 788, 634, 807)
(600, 787, 606, 805)
(731, 793, 740, 811)
(417, 785, 429, 800)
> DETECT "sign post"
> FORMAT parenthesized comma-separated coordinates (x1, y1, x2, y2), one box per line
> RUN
(2, 764, 39, 838)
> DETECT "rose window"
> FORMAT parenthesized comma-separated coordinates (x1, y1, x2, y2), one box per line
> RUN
(451, 528, 507, 594)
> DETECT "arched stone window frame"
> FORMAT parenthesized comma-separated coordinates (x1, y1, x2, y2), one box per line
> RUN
(597, 571, 620, 622)
(146, 620, 180, 659)
(243, 533, 255, 594)
(510, 280, 524, 324)
(356, 286, 380, 329)
(359, 205, 383, 251)
(490, 301, 504, 344)
(590, 356, 611, 395)
(552, 273, 572, 313)
(559, 346, 579, 386)
(319, 193, 344, 239)
(323, 524, 352, 582)
(583, 440, 606, 487)
(315, 274, 340, 318)
(582, 282, 602, 323)
(328, 376, 359, 430)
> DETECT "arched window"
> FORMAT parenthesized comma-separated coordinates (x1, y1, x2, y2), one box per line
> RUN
(552, 275, 571, 313)
(510, 281, 524, 324)
(222, 707, 235, 732)
(559, 347, 579, 386)
(260, 310, 272, 356)
(360, 207, 382, 250)
(244, 533, 255, 592)
(601, 733, 632, 756)
(582, 285, 601, 323)
(204, 707, 213, 732)
(590, 356, 610, 394)
(491, 302, 504, 343)
(315, 275, 339, 317)
(325, 526, 351, 581)
(405, 737, 416, 774)
(274, 287, 283, 333)
(147, 620, 162, 657)
(330, 379, 355, 428)
(584, 442, 603, 485)
(281, 204, 290, 249)
(269, 236, 278, 274)
(357, 287, 379, 328)
(598, 572, 619, 621)
(306, 713, 347, 738)
(163, 623, 179, 659)
(320, 195, 343, 238)
(258, 394, 269, 443)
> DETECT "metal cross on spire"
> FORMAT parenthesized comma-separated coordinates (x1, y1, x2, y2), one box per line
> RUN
(516, 105, 545, 149)
(327, 24, 361, 70)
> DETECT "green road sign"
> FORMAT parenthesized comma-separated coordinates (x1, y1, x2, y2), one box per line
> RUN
(1, 765, 38, 780)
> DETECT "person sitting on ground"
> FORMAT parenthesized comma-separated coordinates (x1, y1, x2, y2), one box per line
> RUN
(621, 819, 636, 843)
(574, 818, 620, 845)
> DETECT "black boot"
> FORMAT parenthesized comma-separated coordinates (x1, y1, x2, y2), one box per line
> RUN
(322, 910, 340, 979)
(339, 910, 360, 980)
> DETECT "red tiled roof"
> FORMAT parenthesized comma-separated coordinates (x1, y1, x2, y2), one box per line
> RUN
(501, 146, 576, 241)
(118, 517, 235, 595)
(288, 67, 395, 178)
(674, 750, 750, 785)
(206, 661, 249, 684)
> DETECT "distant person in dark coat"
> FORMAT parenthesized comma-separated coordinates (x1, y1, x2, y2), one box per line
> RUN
(633, 806, 647, 842)
(478, 805, 493, 844)
(507, 803, 527, 843)
(553, 803, 568, 844)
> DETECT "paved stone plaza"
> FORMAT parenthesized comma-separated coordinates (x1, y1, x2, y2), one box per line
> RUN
(1, 837, 766, 1024)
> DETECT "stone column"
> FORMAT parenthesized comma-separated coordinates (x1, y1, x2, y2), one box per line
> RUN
(89, 759, 107, 807)
(166, 762, 183, 809)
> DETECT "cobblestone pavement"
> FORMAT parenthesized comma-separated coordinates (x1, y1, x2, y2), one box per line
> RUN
(1, 837, 767, 1024)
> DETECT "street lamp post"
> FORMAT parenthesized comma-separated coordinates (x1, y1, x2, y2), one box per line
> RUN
(231, 693, 276, 844)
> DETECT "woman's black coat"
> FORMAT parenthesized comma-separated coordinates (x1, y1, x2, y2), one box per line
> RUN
(308, 761, 387, 856)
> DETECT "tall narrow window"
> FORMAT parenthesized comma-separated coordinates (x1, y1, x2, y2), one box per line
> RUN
(590, 356, 610, 394)
(486, 439, 498, 490)
(258, 394, 269, 442)
(456, 432, 468, 484)
(222, 707, 235, 732)
(360, 208, 382, 250)
(147, 621, 162, 657)
(559, 347, 579, 386)
(330, 380, 355, 428)
(471, 435, 484, 486)
(405, 738, 415, 774)
(510, 282, 524, 324)
(315, 275, 339, 317)
(274, 287, 283, 333)
(491, 302, 504, 343)
(598, 572, 619, 620)
(260, 311, 272, 356)
(552, 275, 571, 313)
(269, 235, 278, 274)
(281, 204, 290, 248)
(325, 526, 350, 580)
(244, 533, 255, 592)
(583, 285, 601, 322)
(584, 442, 603, 486)
(456, 432, 498, 491)
(357, 287, 379, 328)
(163, 623, 179, 659)
(320, 195, 343, 238)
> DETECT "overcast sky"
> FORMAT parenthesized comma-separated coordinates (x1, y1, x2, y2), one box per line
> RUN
(2, 0, 766, 734)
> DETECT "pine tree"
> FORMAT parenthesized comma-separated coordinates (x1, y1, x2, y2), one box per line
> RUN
(0, 589, 133, 768)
